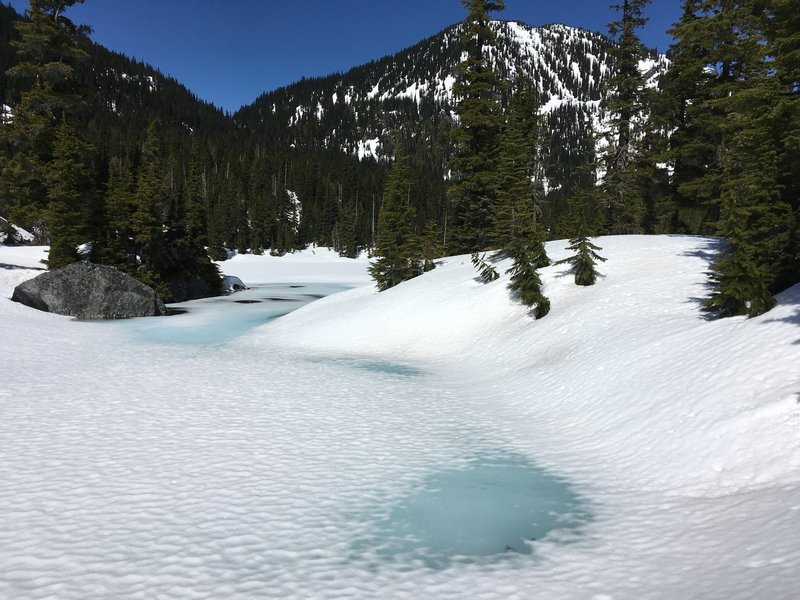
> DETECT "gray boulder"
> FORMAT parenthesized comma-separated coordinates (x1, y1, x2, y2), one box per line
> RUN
(11, 261, 166, 319)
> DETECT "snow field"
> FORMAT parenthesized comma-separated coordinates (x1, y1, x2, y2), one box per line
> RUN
(1, 237, 799, 599)
(262, 235, 800, 597)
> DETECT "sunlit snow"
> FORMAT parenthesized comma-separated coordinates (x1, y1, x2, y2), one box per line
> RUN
(0, 217, 33, 244)
(2, 237, 800, 599)
(0, 103, 13, 124)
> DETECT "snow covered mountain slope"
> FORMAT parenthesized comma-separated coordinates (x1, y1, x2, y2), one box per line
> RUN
(236, 20, 667, 166)
(1, 236, 798, 599)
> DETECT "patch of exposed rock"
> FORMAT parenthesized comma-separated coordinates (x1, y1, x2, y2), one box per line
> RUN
(11, 261, 166, 319)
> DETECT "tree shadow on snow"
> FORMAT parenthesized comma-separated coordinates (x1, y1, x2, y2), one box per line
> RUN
(680, 238, 725, 318)
(674, 238, 800, 336)
(679, 236, 725, 264)
(764, 284, 800, 344)
(0, 262, 45, 271)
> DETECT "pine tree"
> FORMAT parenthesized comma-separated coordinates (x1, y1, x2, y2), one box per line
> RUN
(470, 251, 499, 282)
(769, 0, 800, 283)
(557, 235, 607, 287)
(420, 221, 442, 272)
(274, 189, 301, 255)
(131, 120, 169, 296)
(0, 0, 90, 245)
(447, 0, 506, 254)
(336, 199, 358, 259)
(45, 119, 93, 268)
(185, 138, 209, 248)
(94, 153, 135, 270)
(171, 137, 222, 299)
(486, 77, 551, 313)
(599, 0, 651, 234)
(247, 153, 270, 254)
(661, 1, 726, 234)
(556, 201, 606, 287)
(506, 238, 550, 318)
(703, 204, 779, 318)
(369, 156, 423, 291)
(492, 77, 546, 252)
(703, 34, 792, 316)
(668, 1, 795, 316)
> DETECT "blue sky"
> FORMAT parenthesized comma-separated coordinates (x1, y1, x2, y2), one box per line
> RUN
(5, 0, 683, 114)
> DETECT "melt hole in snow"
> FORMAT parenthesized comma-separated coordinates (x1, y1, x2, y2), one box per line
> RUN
(350, 452, 590, 570)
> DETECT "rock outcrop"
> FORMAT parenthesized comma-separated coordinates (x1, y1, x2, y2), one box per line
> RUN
(11, 261, 166, 319)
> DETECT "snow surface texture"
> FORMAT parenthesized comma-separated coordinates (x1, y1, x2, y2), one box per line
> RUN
(1, 237, 800, 599)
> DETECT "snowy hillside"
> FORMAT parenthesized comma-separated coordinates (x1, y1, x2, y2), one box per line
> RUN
(1, 236, 799, 599)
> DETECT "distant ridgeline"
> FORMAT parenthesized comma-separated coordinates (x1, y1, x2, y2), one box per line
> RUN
(235, 21, 665, 214)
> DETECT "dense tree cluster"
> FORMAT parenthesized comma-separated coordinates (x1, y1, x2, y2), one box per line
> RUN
(662, 0, 799, 317)
(369, 154, 426, 291)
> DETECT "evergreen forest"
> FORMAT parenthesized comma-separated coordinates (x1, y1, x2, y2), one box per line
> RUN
(0, 0, 797, 317)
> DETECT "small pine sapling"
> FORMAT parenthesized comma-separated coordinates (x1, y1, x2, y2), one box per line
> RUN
(471, 251, 499, 283)
(557, 236, 607, 286)
(506, 241, 550, 319)
(420, 221, 442, 273)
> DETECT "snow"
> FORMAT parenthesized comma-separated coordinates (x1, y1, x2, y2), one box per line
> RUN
(356, 137, 381, 161)
(286, 190, 301, 232)
(119, 72, 157, 92)
(76, 241, 93, 260)
(1, 103, 13, 124)
(640, 56, 670, 89)
(290, 104, 305, 126)
(218, 246, 370, 286)
(2, 236, 800, 599)
(367, 82, 381, 100)
(222, 274, 247, 292)
(0, 217, 34, 244)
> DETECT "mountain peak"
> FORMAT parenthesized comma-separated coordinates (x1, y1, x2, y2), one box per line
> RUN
(235, 20, 666, 166)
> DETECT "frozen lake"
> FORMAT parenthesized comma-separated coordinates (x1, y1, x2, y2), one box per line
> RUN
(90, 282, 351, 345)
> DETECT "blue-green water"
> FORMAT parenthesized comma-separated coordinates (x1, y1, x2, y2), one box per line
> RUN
(101, 282, 348, 345)
(352, 452, 590, 569)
